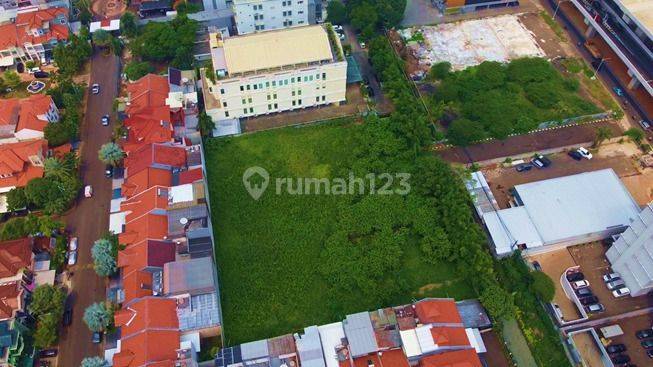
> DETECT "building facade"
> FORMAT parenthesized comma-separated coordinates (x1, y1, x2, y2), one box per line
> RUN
(606, 204, 653, 297)
(232, 0, 309, 34)
(203, 25, 347, 122)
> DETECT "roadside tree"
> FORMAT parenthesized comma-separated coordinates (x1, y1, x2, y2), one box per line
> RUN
(91, 238, 117, 276)
(81, 357, 109, 367)
(98, 142, 125, 166)
(83, 302, 113, 332)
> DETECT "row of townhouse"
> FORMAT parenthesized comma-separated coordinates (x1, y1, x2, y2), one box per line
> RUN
(104, 69, 221, 366)
(215, 298, 493, 367)
(0, 237, 59, 367)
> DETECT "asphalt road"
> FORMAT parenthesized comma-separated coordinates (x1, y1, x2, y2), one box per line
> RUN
(57, 51, 119, 367)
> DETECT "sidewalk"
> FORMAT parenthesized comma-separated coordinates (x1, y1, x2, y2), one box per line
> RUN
(502, 318, 538, 367)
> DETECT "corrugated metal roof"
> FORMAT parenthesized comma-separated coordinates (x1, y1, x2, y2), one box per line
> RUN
(163, 257, 216, 296)
(318, 322, 345, 367)
(295, 326, 326, 367)
(241, 339, 269, 360)
(343, 312, 377, 357)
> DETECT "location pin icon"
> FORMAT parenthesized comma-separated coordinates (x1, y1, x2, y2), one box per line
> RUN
(243, 166, 269, 200)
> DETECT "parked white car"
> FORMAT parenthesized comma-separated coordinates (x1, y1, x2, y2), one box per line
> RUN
(572, 280, 590, 289)
(603, 272, 620, 283)
(84, 185, 93, 198)
(607, 279, 626, 290)
(577, 147, 592, 159)
(612, 287, 630, 298)
(69, 237, 78, 251)
(67, 251, 77, 266)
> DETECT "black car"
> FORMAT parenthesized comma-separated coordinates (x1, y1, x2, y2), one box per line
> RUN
(642, 339, 653, 348)
(63, 307, 72, 326)
(647, 349, 653, 358)
(568, 150, 583, 160)
(636, 329, 653, 339)
(576, 287, 592, 296)
(33, 71, 49, 78)
(606, 344, 626, 354)
(567, 272, 585, 282)
(579, 295, 598, 305)
(612, 355, 630, 364)
(516, 164, 532, 172)
(105, 165, 113, 178)
(39, 349, 58, 358)
(92, 331, 103, 344)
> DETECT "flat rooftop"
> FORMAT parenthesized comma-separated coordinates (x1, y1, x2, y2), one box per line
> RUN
(222, 25, 333, 75)
(618, 0, 653, 37)
(484, 169, 641, 254)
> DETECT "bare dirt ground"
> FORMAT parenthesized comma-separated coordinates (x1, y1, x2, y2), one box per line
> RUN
(571, 331, 605, 367)
(241, 84, 366, 132)
(600, 313, 653, 367)
(526, 249, 581, 322)
(91, 0, 127, 20)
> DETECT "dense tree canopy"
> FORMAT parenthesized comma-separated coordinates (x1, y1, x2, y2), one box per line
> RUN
(124, 61, 155, 81)
(91, 238, 117, 276)
(326, 1, 347, 24)
(346, 0, 406, 39)
(53, 28, 92, 76)
(29, 285, 66, 348)
(83, 302, 113, 332)
(0, 215, 63, 240)
(120, 12, 139, 38)
(129, 15, 198, 63)
(531, 271, 556, 302)
(99, 142, 125, 166)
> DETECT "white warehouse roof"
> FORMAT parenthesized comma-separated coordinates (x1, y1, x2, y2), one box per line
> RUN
(485, 169, 640, 255)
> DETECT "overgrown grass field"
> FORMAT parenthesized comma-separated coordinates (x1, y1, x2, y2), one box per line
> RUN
(205, 120, 476, 344)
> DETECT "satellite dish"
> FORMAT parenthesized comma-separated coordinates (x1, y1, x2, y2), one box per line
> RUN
(180, 217, 188, 225)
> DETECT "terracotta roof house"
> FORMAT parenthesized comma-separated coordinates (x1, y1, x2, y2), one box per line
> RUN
(126, 74, 170, 115)
(117, 239, 175, 279)
(120, 185, 170, 224)
(414, 299, 464, 326)
(0, 95, 59, 143)
(113, 297, 180, 367)
(0, 139, 46, 193)
(0, 238, 33, 280)
(124, 143, 187, 177)
(0, 282, 24, 321)
(118, 213, 169, 248)
(0, 7, 68, 66)
(419, 349, 482, 367)
(122, 114, 174, 154)
(121, 167, 172, 199)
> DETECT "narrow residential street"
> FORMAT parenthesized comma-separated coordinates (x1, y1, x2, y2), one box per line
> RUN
(57, 52, 120, 367)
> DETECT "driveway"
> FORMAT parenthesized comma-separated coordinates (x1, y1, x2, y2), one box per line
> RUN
(57, 51, 120, 366)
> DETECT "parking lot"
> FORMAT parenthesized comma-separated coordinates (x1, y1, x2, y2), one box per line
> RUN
(568, 243, 653, 318)
(482, 145, 640, 209)
(597, 314, 653, 367)
(526, 249, 582, 322)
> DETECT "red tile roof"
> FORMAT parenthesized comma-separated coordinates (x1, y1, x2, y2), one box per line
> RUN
(178, 168, 203, 185)
(0, 282, 22, 320)
(352, 349, 410, 367)
(0, 98, 20, 126)
(120, 185, 169, 223)
(126, 74, 169, 115)
(15, 94, 54, 133)
(430, 327, 471, 347)
(414, 299, 463, 325)
(122, 270, 154, 305)
(0, 8, 69, 51)
(117, 240, 175, 278)
(419, 349, 482, 367)
(124, 144, 186, 177)
(0, 238, 32, 278)
(0, 139, 46, 189)
(118, 214, 168, 248)
(121, 167, 172, 198)
(113, 297, 179, 367)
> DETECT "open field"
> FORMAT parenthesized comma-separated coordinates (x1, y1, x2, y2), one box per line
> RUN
(204, 120, 477, 344)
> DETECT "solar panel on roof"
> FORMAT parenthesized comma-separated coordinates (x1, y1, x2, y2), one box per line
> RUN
(169, 68, 182, 86)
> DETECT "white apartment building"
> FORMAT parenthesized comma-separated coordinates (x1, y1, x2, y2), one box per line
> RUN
(232, 0, 309, 34)
(203, 25, 347, 121)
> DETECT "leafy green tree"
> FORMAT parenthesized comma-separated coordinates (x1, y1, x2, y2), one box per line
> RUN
(129, 15, 198, 63)
(447, 118, 485, 146)
(81, 357, 109, 367)
(98, 142, 124, 166)
(29, 285, 65, 317)
(480, 283, 516, 321)
(83, 302, 113, 332)
(24, 175, 80, 214)
(172, 46, 195, 69)
(44, 157, 73, 180)
(624, 128, 645, 145)
(53, 29, 92, 76)
(0, 215, 62, 240)
(428, 61, 451, 80)
(124, 61, 154, 81)
(2, 70, 20, 89)
(5, 187, 27, 212)
(593, 126, 613, 147)
(33, 313, 59, 348)
(349, 2, 377, 39)
(74, 0, 92, 25)
(204, 61, 216, 83)
(120, 12, 139, 38)
(326, 1, 347, 24)
(198, 112, 215, 137)
(92, 29, 112, 48)
(91, 239, 117, 276)
(530, 271, 555, 302)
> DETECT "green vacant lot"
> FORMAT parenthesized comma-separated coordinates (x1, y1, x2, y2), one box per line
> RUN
(205, 120, 476, 344)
